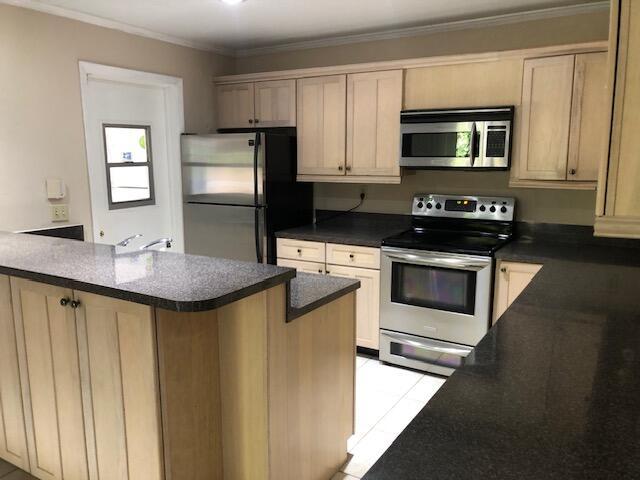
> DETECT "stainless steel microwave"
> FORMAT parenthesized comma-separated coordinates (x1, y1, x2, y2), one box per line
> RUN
(400, 106, 514, 169)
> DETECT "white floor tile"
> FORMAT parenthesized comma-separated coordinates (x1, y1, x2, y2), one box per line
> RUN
(341, 429, 397, 478)
(374, 397, 427, 435)
(351, 390, 401, 450)
(405, 374, 446, 404)
(356, 355, 369, 369)
(357, 360, 423, 398)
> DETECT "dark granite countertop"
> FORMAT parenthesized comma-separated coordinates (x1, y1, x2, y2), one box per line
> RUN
(275, 211, 411, 247)
(364, 226, 640, 479)
(0, 232, 358, 314)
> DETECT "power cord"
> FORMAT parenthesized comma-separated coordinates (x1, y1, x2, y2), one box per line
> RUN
(315, 192, 365, 224)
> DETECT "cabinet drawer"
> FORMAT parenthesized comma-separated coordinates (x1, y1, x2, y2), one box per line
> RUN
(277, 258, 325, 275)
(326, 243, 380, 269)
(276, 238, 326, 263)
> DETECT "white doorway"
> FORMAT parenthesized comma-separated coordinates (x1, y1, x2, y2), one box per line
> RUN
(79, 62, 185, 252)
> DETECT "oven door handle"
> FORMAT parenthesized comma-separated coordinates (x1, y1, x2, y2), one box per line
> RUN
(384, 331, 473, 357)
(383, 251, 490, 271)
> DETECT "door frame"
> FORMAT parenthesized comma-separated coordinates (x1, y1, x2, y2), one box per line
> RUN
(78, 61, 185, 251)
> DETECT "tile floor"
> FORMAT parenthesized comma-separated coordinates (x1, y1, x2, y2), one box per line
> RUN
(0, 355, 445, 480)
(331, 354, 446, 479)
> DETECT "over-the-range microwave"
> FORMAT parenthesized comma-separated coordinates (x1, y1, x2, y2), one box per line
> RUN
(400, 106, 514, 169)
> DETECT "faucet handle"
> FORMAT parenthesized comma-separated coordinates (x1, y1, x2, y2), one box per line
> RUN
(117, 234, 143, 247)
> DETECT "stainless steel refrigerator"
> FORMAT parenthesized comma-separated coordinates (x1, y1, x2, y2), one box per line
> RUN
(181, 130, 313, 264)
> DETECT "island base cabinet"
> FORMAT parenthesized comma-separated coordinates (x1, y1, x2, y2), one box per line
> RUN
(0, 276, 29, 471)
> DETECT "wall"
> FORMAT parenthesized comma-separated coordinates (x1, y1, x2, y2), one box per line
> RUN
(0, 4, 234, 236)
(234, 10, 608, 225)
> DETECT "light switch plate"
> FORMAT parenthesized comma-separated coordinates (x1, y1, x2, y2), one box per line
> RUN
(51, 204, 68, 222)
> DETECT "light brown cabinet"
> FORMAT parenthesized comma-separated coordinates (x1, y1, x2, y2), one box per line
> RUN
(513, 52, 608, 187)
(216, 80, 296, 129)
(595, 0, 640, 238)
(492, 261, 543, 323)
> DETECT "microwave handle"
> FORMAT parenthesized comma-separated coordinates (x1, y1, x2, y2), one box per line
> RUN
(470, 122, 477, 166)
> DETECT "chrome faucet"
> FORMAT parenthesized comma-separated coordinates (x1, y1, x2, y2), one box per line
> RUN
(116, 234, 143, 247)
(139, 238, 173, 250)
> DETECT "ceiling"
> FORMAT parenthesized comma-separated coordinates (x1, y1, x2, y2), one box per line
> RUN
(6, 0, 607, 54)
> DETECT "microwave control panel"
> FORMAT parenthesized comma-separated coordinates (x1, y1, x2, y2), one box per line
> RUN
(412, 194, 515, 222)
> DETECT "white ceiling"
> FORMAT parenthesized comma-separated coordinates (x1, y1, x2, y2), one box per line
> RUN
(6, 0, 607, 54)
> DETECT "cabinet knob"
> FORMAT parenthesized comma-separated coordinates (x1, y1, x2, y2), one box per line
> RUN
(500, 267, 507, 273)
(345, 165, 352, 172)
(569, 168, 577, 175)
(338, 165, 344, 171)
(70, 300, 81, 309)
(297, 248, 302, 255)
(60, 297, 70, 306)
(248, 119, 254, 124)
(326, 270, 330, 275)
(318, 269, 323, 274)
(349, 254, 355, 260)
(255, 118, 260, 124)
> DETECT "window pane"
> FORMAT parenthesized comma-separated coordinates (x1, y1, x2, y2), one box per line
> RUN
(109, 166, 151, 203)
(104, 126, 149, 164)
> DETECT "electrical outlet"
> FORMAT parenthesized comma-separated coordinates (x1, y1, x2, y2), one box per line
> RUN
(50, 204, 68, 222)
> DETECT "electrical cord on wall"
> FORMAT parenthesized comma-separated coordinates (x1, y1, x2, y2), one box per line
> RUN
(315, 192, 365, 224)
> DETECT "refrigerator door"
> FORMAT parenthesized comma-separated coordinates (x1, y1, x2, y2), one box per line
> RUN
(182, 133, 264, 206)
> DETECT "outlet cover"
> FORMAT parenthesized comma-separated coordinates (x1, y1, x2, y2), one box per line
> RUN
(51, 204, 68, 222)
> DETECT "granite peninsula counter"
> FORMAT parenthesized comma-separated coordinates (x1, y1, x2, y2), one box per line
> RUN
(0, 232, 358, 480)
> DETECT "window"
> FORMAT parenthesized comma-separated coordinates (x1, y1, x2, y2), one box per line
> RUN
(103, 125, 155, 209)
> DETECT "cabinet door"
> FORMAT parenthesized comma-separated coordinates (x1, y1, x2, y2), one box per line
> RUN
(216, 83, 255, 129)
(0, 276, 29, 471)
(296, 75, 347, 176)
(567, 52, 608, 182)
(518, 55, 575, 180)
(10, 278, 88, 480)
(75, 292, 163, 480)
(327, 265, 380, 350)
(254, 80, 296, 127)
(346, 70, 402, 177)
(492, 261, 543, 323)
(277, 258, 325, 275)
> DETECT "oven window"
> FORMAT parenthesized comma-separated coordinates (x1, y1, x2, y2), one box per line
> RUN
(402, 132, 471, 158)
(391, 262, 476, 315)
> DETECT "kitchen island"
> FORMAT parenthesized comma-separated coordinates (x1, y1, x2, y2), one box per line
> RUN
(0, 232, 359, 480)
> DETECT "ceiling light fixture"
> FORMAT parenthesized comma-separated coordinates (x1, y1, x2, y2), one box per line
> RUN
(220, 0, 246, 5)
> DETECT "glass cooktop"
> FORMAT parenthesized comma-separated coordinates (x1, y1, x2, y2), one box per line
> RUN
(382, 228, 512, 256)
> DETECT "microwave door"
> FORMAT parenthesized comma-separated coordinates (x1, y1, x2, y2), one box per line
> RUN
(400, 122, 475, 168)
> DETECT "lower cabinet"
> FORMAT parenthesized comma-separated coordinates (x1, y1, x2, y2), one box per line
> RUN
(7, 277, 162, 480)
(492, 261, 543, 324)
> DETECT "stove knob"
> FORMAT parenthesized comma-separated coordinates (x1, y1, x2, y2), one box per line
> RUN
(490, 206, 497, 213)
(500, 206, 508, 213)
(417, 202, 424, 209)
(426, 202, 433, 209)
(479, 205, 486, 212)
(435, 203, 442, 210)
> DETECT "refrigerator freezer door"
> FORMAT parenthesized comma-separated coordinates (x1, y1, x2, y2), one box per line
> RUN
(182, 133, 264, 206)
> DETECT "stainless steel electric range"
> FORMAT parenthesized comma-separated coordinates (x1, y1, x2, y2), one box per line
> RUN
(379, 194, 515, 376)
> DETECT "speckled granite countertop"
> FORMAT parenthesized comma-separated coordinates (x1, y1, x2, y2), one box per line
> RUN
(364, 226, 640, 479)
(288, 272, 359, 321)
(0, 232, 358, 314)
(276, 211, 411, 247)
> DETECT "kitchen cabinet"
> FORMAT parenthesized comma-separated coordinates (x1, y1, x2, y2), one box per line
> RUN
(296, 75, 347, 176)
(216, 80, 296, 129)
(512, 52, 608, 187)
(595, 0, 640, 238)
(10, 278, 89, 480)
(492, 261, 543, 323)
(0, 276, 29, 471)
(277, 239, 381, 350)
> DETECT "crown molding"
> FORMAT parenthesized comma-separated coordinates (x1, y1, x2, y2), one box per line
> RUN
(235, 1, 610, 57)
(0, 0, 235, 56)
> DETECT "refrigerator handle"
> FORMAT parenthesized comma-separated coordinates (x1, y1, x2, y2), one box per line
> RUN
(252, 132, 261, 206)
(254, 207, 264, 264)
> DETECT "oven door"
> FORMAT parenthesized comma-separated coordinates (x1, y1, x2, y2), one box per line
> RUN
(380, 247, 492, 346)
(400, 121, 483, 168)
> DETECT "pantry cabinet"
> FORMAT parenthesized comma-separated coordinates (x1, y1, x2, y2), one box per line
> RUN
(492, 261, 543, 324)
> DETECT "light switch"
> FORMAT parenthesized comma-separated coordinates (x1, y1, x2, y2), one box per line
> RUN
(51, 204, 68, 222)
(46, 178, 66, 200)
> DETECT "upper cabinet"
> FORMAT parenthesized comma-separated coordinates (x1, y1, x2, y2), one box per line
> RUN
(216, 80, 296, 129)
(296, 70, 403, 183)
(595, 0, 640, 238)
(511, 52, 608, 188)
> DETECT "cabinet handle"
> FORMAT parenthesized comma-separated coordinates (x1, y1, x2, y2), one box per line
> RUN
(70, 300, 81, 309)
(569, 168, 577, 175)
(338, 165, 344, 171)
(60, 297, 70, 307)
(500, 267, 507, 273)
(249, 119, 254, 124)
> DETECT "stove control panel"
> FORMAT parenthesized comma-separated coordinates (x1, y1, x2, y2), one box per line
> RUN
(412, 194, 515, 221)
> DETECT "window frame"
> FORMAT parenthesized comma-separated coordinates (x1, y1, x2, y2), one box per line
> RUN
(102, 123, 156, 210)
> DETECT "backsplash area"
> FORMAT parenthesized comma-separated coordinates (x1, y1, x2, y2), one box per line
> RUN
(313, 170, 597, 226)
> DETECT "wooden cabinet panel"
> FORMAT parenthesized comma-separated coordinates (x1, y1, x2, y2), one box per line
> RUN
(325, 243, 380, 270)
(254, 80, 296, 127)
(76, 292, 163, 480)
(276, 238, 326, 263)
(296, 75, 347, 176)
(216, 83, 255, 129)
(0, 276, 29, 471)
(10, 278, 88, 480)
(518, 55, 575, 180)
(492, 261, 543, 323)
(346, 70, 402, 177)
(277, 258, 325, 275)
(567, 52, 608, 182)
(326, 265, 380, 350)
